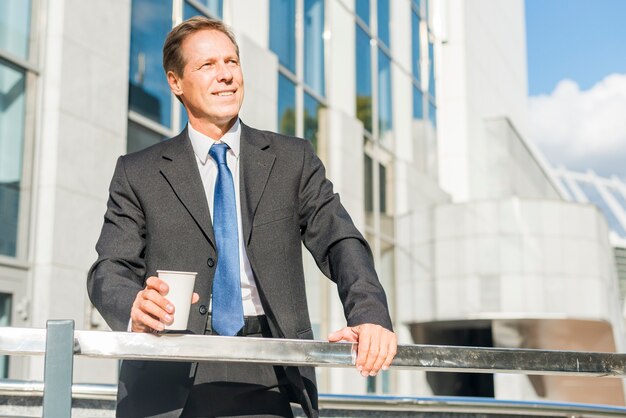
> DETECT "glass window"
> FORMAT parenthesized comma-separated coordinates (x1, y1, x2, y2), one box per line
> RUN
(0, 60, 25, 257)
(0, 0, 31, 60)
(269, 0, 296, 73)
(304, 92, 323, 150)
(411, 11, 420, 81)
(127, 120, 167, 154)
(413, 85, 423, 119)
(377, 49, 393, 136)
(428, 36, 435, 97)
(128, 0, 173, 128)
(0, 293, 11, 377)
(364, 154, 373, 214)
(377, 0, 390, 48)
(184, 2, 203, 19)
(379, 163, 387, 213)
(356, 26, 372, 132)
(303, 0, 325, 96)
(428, 101, 437, 129)
(277, 74, 296, 136)
(188, 0, 223, 18)
(355, 0, 370, 27)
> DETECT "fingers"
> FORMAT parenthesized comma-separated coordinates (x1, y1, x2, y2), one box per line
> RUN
(130, 276, 175, 333)
(191, 292, 200, 304)
(328, 327, 358, 342)
(353, 324, 397, 377)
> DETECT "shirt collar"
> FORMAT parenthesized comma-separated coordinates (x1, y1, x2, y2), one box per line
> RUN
(188, 118, 241, 164)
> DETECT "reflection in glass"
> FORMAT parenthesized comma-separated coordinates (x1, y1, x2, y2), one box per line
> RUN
(428, 36, 435, 97)
(304, 92, 323, 150)
(364, 154, 373, 215)
(355, 0, 370, 27)
(127, 120, 166, 154)
(304, 0, 325, 96)
(411, 11, 420, 80)
(184, 2, 202, 19)
(0, 293, 11, 377)
(356, 26, 372, 132)
(413, 86, 423, 119)
(270, 0, 296, 73)
(277, 74, 296, 136)
(129, 0, 172, 128)
(428, 101, 436, 129)
(188, 0, 223, 18)
(377, 49, 393, 136)
(379, 163, 387, 213)
(0, 61, 25, 257)
(377, 0, 390, 47)
(0, 0, 31, 60)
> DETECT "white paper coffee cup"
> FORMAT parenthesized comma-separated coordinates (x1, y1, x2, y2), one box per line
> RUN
(156, 270, 197, 331)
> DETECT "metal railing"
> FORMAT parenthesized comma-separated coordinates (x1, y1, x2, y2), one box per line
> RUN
(2, 320, 626, 417)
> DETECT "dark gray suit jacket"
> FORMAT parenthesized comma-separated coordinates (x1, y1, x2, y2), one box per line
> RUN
(87, 122, 392, 417)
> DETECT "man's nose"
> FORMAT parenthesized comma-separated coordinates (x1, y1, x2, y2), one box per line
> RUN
(216, 62, 233, 82)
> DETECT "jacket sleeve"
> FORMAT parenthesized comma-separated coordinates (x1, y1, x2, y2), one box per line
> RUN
(298, 140, 393, 331)
(87, 156, 147, 332)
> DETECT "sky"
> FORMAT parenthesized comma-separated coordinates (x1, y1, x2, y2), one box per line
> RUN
(525, 0, 626, 180)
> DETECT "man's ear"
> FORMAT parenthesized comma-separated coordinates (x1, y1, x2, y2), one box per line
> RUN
(167, 70, 184, 96)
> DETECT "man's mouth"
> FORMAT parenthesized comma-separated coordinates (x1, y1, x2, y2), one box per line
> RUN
(214, 91, 235, 96)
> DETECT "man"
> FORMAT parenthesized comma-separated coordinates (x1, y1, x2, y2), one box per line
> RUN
(88, 16, 396, 418)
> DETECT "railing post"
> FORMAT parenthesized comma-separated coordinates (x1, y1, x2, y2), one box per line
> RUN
(42, 320, 75, 418)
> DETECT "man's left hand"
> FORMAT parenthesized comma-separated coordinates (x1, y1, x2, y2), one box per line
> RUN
(328, 324, 397, 377)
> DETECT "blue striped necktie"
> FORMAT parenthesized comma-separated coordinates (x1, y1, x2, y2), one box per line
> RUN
(209, 143, 244, 336)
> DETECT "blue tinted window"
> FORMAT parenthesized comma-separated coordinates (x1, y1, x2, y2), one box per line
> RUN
(356, 26, 372, 132)
(270, 0, 296, 73)
(304, 0, 325, 96)
(413, 86, 423, 119)
(184, 2, 202, 19)
(0, 0, 31, 60)
(0, 60, 25, 257)
(129, 0, 172, 128)
(188, 0, 223, 18)
(278, 74, 296, 136)
(428, 100, 436, 129)
(428, 36, 435, 97)
(378, 49, 392, 135)
(411, 11, 420, 80)
(355, 0, 370, 27)
(377, 0, 390, 47)
(304, 93, 323, 150)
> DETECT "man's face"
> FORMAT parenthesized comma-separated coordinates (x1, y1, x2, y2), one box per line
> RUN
(172, 29, 244, 131)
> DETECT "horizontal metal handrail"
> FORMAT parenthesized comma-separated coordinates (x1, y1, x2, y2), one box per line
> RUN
(1, 326, 626, 377)
(2, 380, 626, 417)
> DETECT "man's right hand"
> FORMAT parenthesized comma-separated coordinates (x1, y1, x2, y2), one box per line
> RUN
(130, 276, 199, 333)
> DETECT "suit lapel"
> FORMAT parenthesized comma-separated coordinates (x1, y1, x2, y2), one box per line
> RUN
(239, 123, 275, 245)
(159, 129, 216, 250)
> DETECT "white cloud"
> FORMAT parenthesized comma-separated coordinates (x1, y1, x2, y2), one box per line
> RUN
(529, 73, 626, 179)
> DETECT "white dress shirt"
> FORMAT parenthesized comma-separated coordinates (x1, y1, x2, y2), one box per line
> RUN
(188, 119, 265, 316)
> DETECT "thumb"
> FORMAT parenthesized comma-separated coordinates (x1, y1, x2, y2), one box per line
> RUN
(328, 326, 359, 342)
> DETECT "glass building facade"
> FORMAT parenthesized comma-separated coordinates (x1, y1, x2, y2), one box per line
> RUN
(270, 0, 325, 149)
(127, 0, 224, 153)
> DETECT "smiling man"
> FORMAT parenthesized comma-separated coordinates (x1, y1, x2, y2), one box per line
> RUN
(88, 16, 396, 418)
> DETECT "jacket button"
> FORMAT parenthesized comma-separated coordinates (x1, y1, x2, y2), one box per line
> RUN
(207, 258, 215, 267)
(199, 305, 208, 315)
